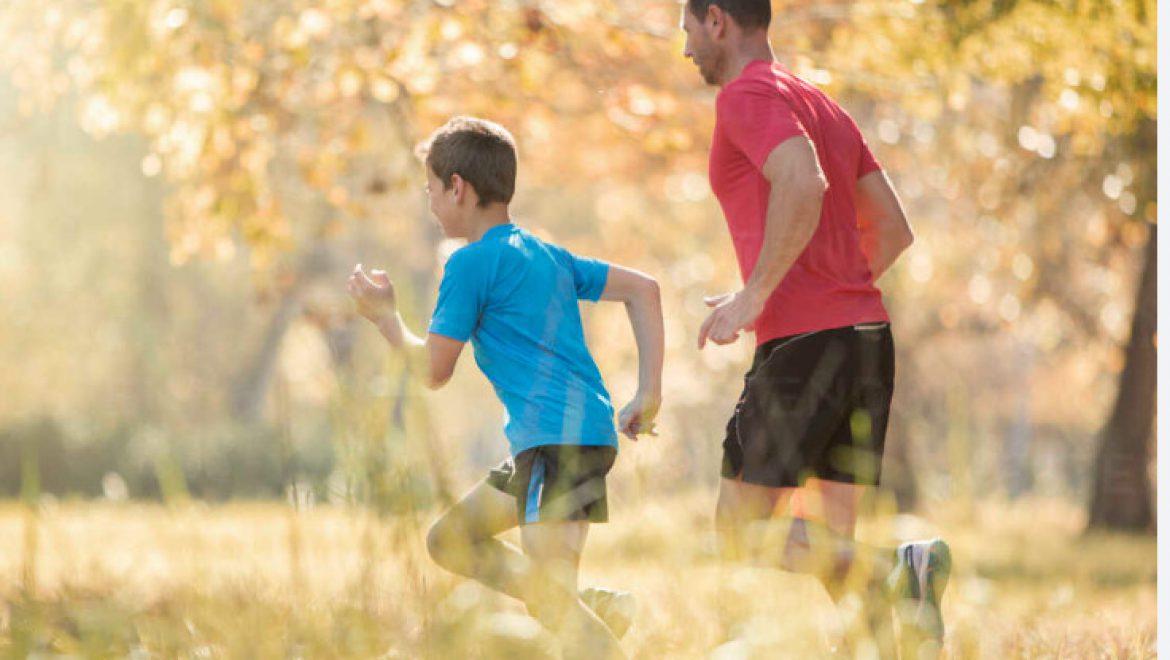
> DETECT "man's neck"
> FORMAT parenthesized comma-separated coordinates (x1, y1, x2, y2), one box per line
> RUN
(721, 38, 776, 87)
(465, 205, 512, 242)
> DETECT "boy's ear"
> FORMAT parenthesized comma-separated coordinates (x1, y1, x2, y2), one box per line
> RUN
(449, 173, 467, 203)
(449, 173, 478, 207)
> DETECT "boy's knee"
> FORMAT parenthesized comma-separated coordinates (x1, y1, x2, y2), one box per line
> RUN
(426, 518, 458, 566)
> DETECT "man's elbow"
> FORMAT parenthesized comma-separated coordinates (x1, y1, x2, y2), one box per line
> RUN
(892, 216, 915, 252)
(789, 171, 828, 211)
(812, 172, 829, 197)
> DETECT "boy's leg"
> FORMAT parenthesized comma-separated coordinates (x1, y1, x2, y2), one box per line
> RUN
(427, 449, 631, 643)
(521, 521, 625, 660)
(426, 479, 530, 599)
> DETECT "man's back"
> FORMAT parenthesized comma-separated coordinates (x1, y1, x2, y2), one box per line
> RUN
(711, 60, 889, 342)
(429, 223, 618, 455)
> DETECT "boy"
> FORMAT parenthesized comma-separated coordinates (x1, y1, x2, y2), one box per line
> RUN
(348, 116, 663, 659)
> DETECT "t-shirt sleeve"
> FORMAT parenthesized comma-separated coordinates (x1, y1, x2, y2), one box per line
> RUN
(428, 250, 484, 342)
(569, 253, 610, 302)
(857, 130, 883, 178)
(716, 84, 807, 171)
(548, 243, 610, 302)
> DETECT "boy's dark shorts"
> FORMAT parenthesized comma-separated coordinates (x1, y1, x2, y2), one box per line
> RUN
(722, 323, 895, 488)
(487, 444, 617, 525)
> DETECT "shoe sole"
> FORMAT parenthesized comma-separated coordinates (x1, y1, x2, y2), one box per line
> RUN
(916, 538, 951, 639)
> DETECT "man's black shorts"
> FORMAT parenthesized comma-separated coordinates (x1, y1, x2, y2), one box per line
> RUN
(721, 322, 895, 488)
(487, 444, 617, 525)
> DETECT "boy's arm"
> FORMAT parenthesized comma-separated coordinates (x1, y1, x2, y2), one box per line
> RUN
(598, 265, 664, 440)
(348, 264, 464, 389)
(855, 169, 914, 280)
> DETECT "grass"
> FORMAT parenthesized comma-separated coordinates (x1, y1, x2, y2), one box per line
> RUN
(0, 493, 1155, 659)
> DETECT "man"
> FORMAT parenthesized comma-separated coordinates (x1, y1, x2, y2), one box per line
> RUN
(680, 0, 951, 655)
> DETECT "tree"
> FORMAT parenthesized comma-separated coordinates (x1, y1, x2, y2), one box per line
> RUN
(1087, 224, 1155, 530)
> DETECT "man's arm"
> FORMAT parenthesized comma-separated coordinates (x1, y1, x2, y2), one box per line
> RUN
(855, 169, 914, 279)
(348, 264, 464, 389)
(598, 265, 663, 440)
(699, 135, 827, 348)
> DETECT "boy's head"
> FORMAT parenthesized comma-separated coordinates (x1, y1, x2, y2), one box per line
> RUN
(415, 116, 517, 235)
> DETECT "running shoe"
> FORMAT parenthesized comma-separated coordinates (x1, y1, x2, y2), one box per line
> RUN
(580, 587, 636, 639)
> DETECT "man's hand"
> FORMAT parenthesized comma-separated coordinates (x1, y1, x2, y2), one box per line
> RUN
(698, 289, 766, 349)
(347, 263, 397, 324)
(617, 391, 661, 441)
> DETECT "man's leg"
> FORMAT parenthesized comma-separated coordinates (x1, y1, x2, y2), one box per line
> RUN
(715, 477, 793, 562)
(784, 479, 877, 591)
(521, 521, 626, 660)
(716, 477, 898, 656)
(790, 479, 950, 657)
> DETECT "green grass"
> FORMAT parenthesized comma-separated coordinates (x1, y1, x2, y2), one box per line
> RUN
(0, 495, 1155, 659)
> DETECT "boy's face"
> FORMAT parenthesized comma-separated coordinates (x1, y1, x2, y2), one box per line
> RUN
(425, 167, 464, 238)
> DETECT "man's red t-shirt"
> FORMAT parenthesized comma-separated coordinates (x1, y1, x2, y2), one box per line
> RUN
(709, 59, 889, 345)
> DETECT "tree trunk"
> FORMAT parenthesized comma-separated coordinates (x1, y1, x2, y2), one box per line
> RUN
(1087, 225, 1156, 531)
(230, 242, 335, 424)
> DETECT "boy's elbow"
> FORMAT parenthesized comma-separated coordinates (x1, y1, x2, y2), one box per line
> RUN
(426, 368, 454, 390)
(642, 276, 661, 301)
(633, 275, 660, 308)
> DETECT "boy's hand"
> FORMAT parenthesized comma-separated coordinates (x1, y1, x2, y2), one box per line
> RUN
(618, 392, 661, 441)
(347, 263, 397, 323)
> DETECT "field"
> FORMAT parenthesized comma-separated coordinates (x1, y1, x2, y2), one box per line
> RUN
(0, 494, 1155, 659)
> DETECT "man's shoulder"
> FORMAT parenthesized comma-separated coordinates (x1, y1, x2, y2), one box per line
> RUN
(716, 68, 798, 116)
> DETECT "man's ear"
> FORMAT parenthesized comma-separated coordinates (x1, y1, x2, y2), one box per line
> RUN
(706, 4, 725, 36)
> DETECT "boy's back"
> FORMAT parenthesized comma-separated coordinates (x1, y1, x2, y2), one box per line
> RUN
(429, 222, 618, 455)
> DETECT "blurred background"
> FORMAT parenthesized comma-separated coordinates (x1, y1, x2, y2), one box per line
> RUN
(0, 0, 1155, 525)
(0, 0, 1157, 657)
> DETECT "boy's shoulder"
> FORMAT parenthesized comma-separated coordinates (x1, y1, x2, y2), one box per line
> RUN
(442, 224, 532, 279)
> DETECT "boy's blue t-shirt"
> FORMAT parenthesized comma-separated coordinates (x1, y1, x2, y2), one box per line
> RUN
(428, 223, 618, 456)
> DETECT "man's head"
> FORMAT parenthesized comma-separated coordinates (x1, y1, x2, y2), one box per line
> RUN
(681, 0, 772, 86)
(415, 116, 517, 236)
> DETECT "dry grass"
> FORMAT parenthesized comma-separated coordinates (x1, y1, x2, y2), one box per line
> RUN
(0, 494, 1155, 659)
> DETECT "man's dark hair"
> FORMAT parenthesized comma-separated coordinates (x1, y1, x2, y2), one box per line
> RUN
(687, 0, 771, 31)
(415, 116, 517, 208)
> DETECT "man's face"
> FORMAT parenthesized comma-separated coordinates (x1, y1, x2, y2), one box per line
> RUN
(681, 5, 722, 86)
